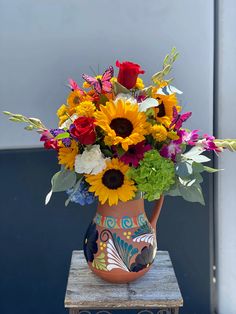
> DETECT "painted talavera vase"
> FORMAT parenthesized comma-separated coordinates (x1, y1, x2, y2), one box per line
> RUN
(83, 196, 164, 283)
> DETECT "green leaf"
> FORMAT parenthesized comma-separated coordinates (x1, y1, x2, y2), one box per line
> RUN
(176, 161, 193, 177)
(113, 81, 130, 95)
(3, 111, 13, 115)
(99, 94, 109, 105)
(24, 125, 35, 131)
(101, 148, 114, 157)
(51, 168, 76, 192)
(203, 166, 222, 173)
(45, 168, 77, 205)
(179, 183, 205, 205)
(9, 117, 22, 122)
(55, 132, 70, 140)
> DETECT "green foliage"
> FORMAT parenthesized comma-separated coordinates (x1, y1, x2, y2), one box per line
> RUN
(112, 81, 130, 95)
(214, 139, 236, 152)
(45, 167, 77, 205)
(128, 150, 175, 201)
(166, 160, 205, 205)
(152, 47, 179, 84)
(3, 111, 46, 132)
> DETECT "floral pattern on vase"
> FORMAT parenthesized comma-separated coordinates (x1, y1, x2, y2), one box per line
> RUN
(83, 198, 162, 283)
(83, 222, 98, 262)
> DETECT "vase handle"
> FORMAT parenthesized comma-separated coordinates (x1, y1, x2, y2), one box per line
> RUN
(149, 195, 164, 229)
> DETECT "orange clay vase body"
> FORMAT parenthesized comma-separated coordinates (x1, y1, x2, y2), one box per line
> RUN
(83, 196, 164, 283)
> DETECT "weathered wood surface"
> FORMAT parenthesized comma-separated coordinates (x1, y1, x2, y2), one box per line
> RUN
(65, 250, 183, 309)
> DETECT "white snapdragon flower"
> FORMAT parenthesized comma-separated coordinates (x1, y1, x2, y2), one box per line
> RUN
(74, 145, 108, 175)
(59, 113, 78, 129)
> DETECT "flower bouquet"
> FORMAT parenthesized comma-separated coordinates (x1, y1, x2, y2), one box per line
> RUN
(4, 48, 236, 283)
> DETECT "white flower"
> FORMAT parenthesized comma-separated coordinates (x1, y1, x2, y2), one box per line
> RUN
(138, 98, 159, 112)
(74, 145, 108, 175)
(115, 93, 137, 105)
(59, 114, 78, 129)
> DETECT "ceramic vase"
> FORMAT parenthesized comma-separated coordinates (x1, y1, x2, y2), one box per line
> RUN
(83, 196, 164, 283)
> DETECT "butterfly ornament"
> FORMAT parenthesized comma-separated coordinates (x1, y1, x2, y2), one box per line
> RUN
(169, 106, 192, 130)
(82, 66, 114, 94)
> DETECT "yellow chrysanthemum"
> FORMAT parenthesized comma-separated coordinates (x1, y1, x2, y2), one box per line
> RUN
(94, 99, 149, 151)
(135, 77, 145, 90)
(86, 158, 137, 206)
(75, 101, 96, 117)
(167, 130, 179, 140)
(57, 104, 69, 125)
(58, 140, 79, 171)
(150, 124, 168, 142)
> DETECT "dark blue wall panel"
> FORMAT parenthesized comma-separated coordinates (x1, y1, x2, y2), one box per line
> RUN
(0, 149, 212, 314)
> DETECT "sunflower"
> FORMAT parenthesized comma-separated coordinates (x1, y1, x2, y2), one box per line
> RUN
(58, 140, 79, 171)
(152, 87, 181, 125)
(94, 99, 149, 151)
(86, 158, 137, 206)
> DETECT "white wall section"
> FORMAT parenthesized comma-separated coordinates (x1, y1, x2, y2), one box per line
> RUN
(0, 0, 214, 149)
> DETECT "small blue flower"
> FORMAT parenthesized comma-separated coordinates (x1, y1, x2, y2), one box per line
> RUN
(66, 179, 96, 206)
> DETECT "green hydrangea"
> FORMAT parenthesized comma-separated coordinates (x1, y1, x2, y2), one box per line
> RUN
(128, 150, 175, 201)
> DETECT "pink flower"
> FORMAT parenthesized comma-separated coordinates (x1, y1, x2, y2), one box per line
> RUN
(200, 134, 222, 153)
(178, 129, 199, 146)
(40, 130, 59, 150)
(160, 140, 182, 162)
(120, 141, 152, 167)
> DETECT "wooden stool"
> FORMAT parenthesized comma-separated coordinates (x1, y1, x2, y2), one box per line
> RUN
(65, 250, 183, 314)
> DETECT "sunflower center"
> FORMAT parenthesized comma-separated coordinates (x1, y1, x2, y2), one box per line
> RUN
(102, 169, 124, 189)
(110, 118, 133, 138)
(157, 102, 166, 117)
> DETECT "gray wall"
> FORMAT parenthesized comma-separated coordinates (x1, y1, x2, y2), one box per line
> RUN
(215, 0, 236, 313)
(0, 0, 214, 148)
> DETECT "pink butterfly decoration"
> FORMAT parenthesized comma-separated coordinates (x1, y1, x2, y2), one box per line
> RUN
(82, 66, 114, 94)
(68, 78, 84, 94)
(169, 106, 192, 130)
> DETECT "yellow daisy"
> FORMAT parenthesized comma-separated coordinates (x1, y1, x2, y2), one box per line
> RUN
(75, 100, 96, 117)
(67, 90, 83, 108)
(135, 77, 145, 90)
(57, 104, 69, 126)
(94, 99, 149, 151)
(150, 124, 168, 142)
(58, 140, 79, 171)
(86, 158, 137, 206)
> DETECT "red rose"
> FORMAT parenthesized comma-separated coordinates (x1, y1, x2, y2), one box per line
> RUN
(116, 60, 145, 89)
(70, 117, 96, 145)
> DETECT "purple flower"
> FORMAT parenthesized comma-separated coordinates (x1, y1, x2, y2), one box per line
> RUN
(178, 129, 199, 146)
(200, 134, 222, 153)
(120, 141, 152, 167)
(50, 128, 71, 147)
(160, 140, 182, 162)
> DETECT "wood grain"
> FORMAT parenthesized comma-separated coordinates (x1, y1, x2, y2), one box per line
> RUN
(65, 250, 183, 309)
